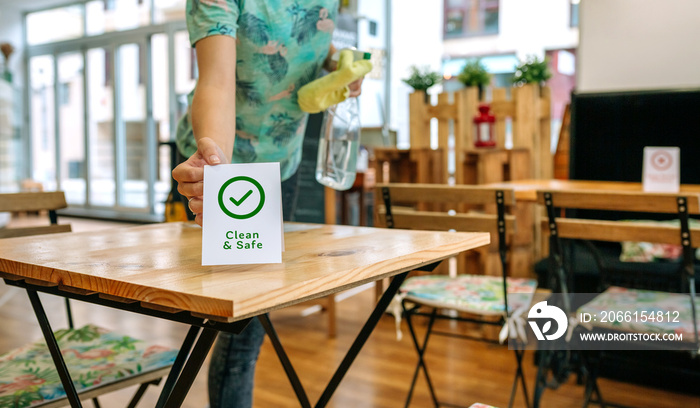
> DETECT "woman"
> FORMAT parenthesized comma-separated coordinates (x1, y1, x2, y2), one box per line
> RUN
(172, 1, 364, 406)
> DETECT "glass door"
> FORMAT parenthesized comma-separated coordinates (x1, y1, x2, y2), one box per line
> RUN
(29, 54, 57, 192)
(85, 40, 153, 211)
(117, 42, 150, 209)
(151, 30, 196, 214)
(86, 47, 116, 207)
(57, 52, 86, 205)
(26, 22, 189, 219)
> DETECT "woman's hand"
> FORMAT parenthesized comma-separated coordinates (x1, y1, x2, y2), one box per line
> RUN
(172, 137, 227, 226)
(323, 45, 366, 98)
(348, 77, 364, 97)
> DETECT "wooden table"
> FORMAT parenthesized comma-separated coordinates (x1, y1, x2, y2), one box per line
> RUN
(487, 179, 700, 202)
(0, 222, 489, 408)
(486, 179, 700, 260)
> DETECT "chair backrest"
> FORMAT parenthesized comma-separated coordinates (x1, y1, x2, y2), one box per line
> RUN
(375, 183, 516, 236)
(0, 191, 76, 328)
(0, 192, 71, 238)
(537, 189, 699, 251)
(375, 183, 516, 279)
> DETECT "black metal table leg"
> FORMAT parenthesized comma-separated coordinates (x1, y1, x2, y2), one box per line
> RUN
(259, 313, 312, 408)
(315, 271, 409, 408)
(26, 288, 83, 408)
(162, 327, 219, 408)
(155, 325, 202, 408)
(260, 271, 409, 408)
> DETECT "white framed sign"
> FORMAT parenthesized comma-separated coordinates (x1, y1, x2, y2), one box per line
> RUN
(202, 163, 283, 265)
(642, 147, 680, 193)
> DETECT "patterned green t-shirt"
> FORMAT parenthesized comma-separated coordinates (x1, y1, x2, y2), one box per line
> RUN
(176, 0, 337, 180)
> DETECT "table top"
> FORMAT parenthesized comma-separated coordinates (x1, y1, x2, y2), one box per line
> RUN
(486, 179, 700, 202)
(0, 222, 489, 322)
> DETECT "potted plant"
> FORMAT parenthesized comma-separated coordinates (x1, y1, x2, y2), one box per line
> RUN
(512, 55, 552, 88)
(0, 43, 14, 83)
(403, 65, 441, 102)
(457, 59, 491, 100)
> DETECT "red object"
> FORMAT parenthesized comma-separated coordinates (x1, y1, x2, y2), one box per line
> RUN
(473, 104, 496, 148)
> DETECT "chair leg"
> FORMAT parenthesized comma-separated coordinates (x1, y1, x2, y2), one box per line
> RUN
(327, 294, 336, 338)
(375, 279, 384, 302)
(532, 349, 552, 408)
(509, 348, 531, 408)
(126, 380, 158, 408)
(92, 398, 100, 408)
(580, 351, 606, 408)
(403, 303, 439, 408)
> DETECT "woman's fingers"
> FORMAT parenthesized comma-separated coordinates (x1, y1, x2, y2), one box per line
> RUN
(348, 77, 364, 97)
(173, 159, 203, 182)
(178, 179, 204, 198)
(197, 137, 228, 165)
(172, 137, 229, 214)
(187, 197, 203, 214)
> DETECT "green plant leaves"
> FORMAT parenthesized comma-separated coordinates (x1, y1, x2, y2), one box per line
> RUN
(402, 65, 441, 92)
(457, 59, 491, 87)
(512, 55, 552, 86)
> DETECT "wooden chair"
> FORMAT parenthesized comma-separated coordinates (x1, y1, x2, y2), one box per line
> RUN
(0, 192, 70, 239)
(0, 192, 176, 408)
(375, 183, 538, 408)
(0, 192, 71, 309)
(536, 189, 700, 407)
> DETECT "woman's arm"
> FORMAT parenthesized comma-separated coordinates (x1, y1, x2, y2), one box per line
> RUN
(172, 35, 237, 226)
(191, 35, 237, 161)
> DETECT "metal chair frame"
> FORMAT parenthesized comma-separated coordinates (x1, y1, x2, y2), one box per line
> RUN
(534, 190, 699, 408)
(380, 185, 531, 408)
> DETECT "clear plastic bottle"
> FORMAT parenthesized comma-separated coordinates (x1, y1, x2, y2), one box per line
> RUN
(315, 96, 361, 191)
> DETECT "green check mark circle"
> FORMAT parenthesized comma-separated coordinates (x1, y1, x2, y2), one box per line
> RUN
(218, 176, 265, 220)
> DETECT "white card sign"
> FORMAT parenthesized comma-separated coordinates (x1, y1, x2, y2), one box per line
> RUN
(642, 146, 680, 193)
(202, 163, 283, 265)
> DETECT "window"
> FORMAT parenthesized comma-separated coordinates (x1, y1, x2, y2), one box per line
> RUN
(444, 0, 499, 38)
(86, 0, 151, 36)
(153, 0, 186, 23)
(571, 0, 580, 27)
(445, 10, 465, 35)
(24, 1, 194, 219)
(26, 6, 84, 45)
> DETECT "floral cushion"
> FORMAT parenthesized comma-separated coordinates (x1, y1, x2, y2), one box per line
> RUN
(0, 324, 177, 408)
(469, 404, 498, 408)
(619, 219, 700, 262)
(577, 287, 700, 339)
(400, 275, 537, 315)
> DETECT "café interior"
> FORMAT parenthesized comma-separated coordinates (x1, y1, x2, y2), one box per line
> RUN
(0, 0, 699, 407)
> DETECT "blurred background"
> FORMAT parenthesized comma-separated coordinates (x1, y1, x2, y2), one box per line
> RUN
(0, 0, 698, 222)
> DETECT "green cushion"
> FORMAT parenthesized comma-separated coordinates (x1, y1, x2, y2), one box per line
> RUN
(0, 324, 177, 408)
(400, 275, 537, 315)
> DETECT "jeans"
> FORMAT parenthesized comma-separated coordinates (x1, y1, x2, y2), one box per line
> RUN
(208, 171, 300, 408)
